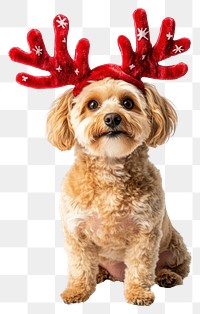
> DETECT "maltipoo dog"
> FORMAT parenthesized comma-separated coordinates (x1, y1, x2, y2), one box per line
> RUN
(9, 7, 191, 306)
(46, 78, 191, 305)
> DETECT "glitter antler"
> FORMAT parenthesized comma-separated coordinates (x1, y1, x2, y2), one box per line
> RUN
(9, 15, 91, 88)
(118, 9, 190, 80)
(9, 9, 190, 95)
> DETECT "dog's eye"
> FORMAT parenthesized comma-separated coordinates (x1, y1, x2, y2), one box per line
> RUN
(87, 100, 99, 111)
(122, 98, 134, 110)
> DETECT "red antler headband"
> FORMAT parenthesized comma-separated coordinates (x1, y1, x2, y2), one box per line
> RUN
(9, 9, 190, 96)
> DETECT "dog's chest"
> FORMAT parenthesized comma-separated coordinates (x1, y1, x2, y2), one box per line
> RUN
(83, 210, 140, 246)
(62, 189, 148, 248)
(61, 156, 159, 247)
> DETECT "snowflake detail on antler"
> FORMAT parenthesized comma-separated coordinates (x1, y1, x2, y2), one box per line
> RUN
(56, 15, 68, 29)
(129, 64, 135, 70)
(173, 45, 184, 54)
(56, 65, 62, 72)
(166, 32, 173, 40)
(75, 68, 79, 75)
(137, 28, 149, 41)
(32, 46, 43, 56)
(22, 76, 28, 82)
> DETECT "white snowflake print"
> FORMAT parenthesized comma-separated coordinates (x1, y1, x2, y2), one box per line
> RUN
(137, 28, 149, 41)
(32, 46, 43, 56)
(56, 65, 62, 72)
(62, 38, 67, 43)
(142, 55, 146, 60)
(56, 16, 68, 29)
(129, 64, 135, 70)
(75, 68, 79, 75)
(166, 32, 173, 40)
(172, 45, 184, 54)
(22, 76, 28, 82)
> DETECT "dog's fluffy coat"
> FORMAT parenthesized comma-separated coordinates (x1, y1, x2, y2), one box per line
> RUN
(47, 78, 190, 305)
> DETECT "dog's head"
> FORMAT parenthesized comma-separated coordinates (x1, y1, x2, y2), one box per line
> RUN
(47, 78, 177, 158)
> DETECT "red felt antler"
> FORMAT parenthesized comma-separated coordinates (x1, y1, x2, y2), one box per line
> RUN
(9, 9, 191, 95)
(118, 9, 190, 81)
(9, 15, 91, 88)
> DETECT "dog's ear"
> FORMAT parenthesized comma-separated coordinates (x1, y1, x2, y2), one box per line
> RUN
(144, 83, 177, 147)
(46, 88, 75, 150)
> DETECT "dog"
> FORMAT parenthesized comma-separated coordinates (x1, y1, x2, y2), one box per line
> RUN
(46, 78, 191, 305)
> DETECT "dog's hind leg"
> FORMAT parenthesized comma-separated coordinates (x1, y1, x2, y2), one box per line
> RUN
(156, 226, 191, 288)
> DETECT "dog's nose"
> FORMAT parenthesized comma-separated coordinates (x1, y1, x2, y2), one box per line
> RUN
(104, 113, 122, 128)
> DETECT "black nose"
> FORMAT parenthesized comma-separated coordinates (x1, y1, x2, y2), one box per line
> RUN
(104, 113, 122, 128)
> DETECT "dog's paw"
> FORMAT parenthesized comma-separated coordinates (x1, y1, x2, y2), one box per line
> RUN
(61, 286, 94, 304)
(96, 265, 117, 284)
(155, 270, 183, 288)
(125, 288, 155, 306)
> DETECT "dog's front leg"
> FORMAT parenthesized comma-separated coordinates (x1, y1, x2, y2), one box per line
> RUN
(61, 228, 99, 304)
(124, 229, 161, 306)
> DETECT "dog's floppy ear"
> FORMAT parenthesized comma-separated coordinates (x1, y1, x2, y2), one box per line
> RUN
(46, 88, 75, 150)
(144, 83, 177, 147)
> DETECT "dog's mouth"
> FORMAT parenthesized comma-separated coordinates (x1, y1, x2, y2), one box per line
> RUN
(97, 130, 129, 138)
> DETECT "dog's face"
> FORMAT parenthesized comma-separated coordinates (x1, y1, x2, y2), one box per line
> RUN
(70, 79, 150, 158)
(47, 78, 177, 158)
